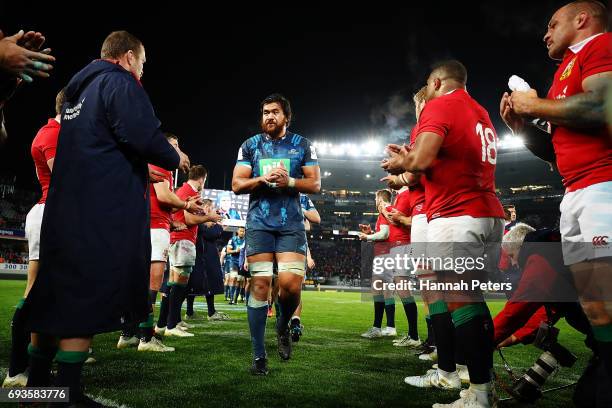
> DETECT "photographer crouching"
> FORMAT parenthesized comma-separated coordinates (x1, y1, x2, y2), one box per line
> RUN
(493, 224, 611, 407)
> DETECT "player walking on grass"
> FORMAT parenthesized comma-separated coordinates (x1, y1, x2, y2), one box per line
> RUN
(232, 93, 320, 375)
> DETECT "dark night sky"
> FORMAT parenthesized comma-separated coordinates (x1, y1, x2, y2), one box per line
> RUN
(1, 1, 571, 192)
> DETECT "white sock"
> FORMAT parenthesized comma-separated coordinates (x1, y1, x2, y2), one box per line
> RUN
(470, 382, 493, 406)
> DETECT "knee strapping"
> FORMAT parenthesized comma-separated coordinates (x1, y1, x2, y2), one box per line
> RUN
(278, 261, 306, 276)
(249, 261, 274, 277)
(247, 296, 269, 308)
(174, 266, 192, 277)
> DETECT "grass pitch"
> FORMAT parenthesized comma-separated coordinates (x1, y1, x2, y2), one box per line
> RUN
(0, 279, 589, 407)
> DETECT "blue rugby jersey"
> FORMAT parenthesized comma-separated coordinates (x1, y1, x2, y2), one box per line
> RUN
(228, 235, 245, 268)
(236, 132, 318, 231)
(300, 194, 316, 217)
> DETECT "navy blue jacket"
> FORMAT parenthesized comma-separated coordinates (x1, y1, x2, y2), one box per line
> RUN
(27, 60, 179, 336)
(189, 223, 225, 296)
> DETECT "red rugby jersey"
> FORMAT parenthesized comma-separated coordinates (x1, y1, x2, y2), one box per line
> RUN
(170, 182, 199, 244)
(387, 188, 411, 243)
(31, 119, 60, 204)
(546, 33, 612, 191)
(417, 89, 504, 221)
(149, 165, 174, 231)
(408, 125, 426, 217)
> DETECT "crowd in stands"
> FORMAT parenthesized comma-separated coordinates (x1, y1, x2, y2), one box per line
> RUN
(308, 238, 361, 280)
(0, 241, 28, 264)
(0, 189, 37, 230)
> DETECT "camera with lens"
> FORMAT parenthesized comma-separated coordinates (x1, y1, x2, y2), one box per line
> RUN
(510, 322, 577, 403)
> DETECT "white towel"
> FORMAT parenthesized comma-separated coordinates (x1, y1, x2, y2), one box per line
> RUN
(508, 75, 531, 92)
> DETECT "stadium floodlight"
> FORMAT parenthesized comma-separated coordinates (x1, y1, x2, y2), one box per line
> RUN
(316, 142, 328, 155)
(363, 140, 381, 156)
(365, 174, 371, 179)
(331, 144, 346, 156)
(498, 133, 524, 149)
(348, 144, 360, 157)
(313, 139, 385, 157)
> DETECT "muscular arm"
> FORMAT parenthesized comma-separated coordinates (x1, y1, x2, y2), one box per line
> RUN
(401, 132, 444, 173)
(303, 208, 321, 224)
(514, 72, 612, 129)
(184, 211, 217, 227)
(396, 215, 412, 227)
(231, 165, 265, 194)
(153, 180, 188, 209)
(294, 165, 321, 194)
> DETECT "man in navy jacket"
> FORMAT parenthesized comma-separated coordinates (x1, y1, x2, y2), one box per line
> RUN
(25, 31, 188, 405)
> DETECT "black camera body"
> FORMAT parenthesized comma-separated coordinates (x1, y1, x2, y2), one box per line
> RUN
(510, 322, 577, 403)
(533, 322, 577, 367)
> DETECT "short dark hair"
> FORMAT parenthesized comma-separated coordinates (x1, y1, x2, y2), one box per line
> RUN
(55, 88, 66, 116)
(430, 59, 468, 85)
(375, 189, 392, 203)
(503, 204, 516, 219)
(164, 132, 178, 142)
(188, 165, 207, 181)
(100, 31, 143, 59)
(261, 93, 292, 125)
(567, 1, 608, 29)
(201, 198, 213, 207)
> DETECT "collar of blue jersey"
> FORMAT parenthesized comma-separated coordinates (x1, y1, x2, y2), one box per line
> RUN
(263, 131, 291, 141)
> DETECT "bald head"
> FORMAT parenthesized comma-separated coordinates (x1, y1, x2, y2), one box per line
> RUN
(565, 1, 608, 30)
(545, 1, 608, 59)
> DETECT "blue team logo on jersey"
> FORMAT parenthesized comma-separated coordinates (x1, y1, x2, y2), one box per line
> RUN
(261, 200, 270, 218)
(281, 207, 288, 226)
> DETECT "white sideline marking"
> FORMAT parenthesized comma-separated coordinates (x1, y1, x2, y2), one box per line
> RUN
(87, 394, 132, 408)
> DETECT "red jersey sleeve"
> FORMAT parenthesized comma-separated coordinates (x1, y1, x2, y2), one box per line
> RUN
(513, 307, 548, 344)
(41, 126, 59, 162)
(41, 143, 57, 162)
(148, 164, 172, 184)
(581, 33, 612, 79)
(416, 98, 454, 139)
(394, 190, 412, 216)
(493, 300, 542, 345)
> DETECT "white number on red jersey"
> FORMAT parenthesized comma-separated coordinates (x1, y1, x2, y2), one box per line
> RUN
(476, 122, 497, 165)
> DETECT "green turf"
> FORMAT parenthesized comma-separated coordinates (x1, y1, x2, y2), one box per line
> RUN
(0, 279, 590, 407)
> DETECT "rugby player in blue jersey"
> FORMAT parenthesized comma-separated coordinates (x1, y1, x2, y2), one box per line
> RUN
(232, 94, 321, 375)
(289, 194, 320, 341)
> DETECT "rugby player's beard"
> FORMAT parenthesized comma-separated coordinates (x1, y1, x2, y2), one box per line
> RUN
(261, 119, 286, 139)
